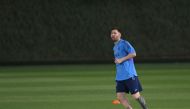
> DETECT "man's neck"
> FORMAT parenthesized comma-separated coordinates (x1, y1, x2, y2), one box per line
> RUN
(114, 39, 121, 45)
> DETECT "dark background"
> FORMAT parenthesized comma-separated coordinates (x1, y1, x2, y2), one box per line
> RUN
(0, 0, 190, 65)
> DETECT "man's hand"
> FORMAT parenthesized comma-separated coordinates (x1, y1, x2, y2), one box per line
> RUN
(114, 58, 124, 64)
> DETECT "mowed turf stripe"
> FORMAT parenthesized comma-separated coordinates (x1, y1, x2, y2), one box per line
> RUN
(1, 92, 190, 102)
(0, 85, 114, 91)
(0, 87, 189, 97)
(0, 82, 189, 91)
(0, 94, 116, 102)
(0, 73, 189, 82)
(0, 69, 189, 77)
(0, 76, 114, 83)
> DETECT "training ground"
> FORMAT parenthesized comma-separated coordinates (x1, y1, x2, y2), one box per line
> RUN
(0, 63, 189, 109)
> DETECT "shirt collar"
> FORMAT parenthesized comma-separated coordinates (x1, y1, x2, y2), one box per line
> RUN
(114, 39, 122, 45)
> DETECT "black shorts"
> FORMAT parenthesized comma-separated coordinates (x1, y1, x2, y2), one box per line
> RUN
(116, 76, 143, 94)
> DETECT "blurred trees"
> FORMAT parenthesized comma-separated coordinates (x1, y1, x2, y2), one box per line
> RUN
(0, 0, 189, 63)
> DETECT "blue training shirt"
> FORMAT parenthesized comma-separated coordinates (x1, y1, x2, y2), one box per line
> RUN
(113, 39, 137, 80)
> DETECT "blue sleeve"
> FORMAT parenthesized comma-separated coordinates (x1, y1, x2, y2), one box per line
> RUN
(123, 41, 136, 54)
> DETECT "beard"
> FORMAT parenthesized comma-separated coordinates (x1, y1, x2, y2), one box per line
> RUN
(112, 38, 119, 42)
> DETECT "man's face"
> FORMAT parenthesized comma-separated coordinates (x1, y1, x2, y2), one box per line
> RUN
(111, 29, 121, 42)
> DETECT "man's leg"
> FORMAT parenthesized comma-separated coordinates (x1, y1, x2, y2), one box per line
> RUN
(117, 92, 133, 109)
(132, 92, 148, 109)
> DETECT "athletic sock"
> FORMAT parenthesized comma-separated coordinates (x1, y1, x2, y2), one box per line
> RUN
(136, 96, 148, 109)
(126, 106, 132, 109)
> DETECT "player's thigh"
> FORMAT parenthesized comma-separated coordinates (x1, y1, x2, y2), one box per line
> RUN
(127, 76, 143, 95)
(116, 80, 129, 93)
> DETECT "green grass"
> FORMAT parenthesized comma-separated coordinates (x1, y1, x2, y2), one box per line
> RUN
(0, 63, 190, 109)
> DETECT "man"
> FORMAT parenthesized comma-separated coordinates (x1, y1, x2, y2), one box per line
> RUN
(111, 28, 148, 109)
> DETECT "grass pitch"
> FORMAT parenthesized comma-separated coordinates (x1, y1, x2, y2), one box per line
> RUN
(0, 63, 190, 109)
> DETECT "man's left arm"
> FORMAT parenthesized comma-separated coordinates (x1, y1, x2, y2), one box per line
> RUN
(114, 53, 136, 64)
(115, 41, 136, 64)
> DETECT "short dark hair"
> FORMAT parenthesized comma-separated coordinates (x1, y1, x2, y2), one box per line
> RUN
(111, 27, 122, 34)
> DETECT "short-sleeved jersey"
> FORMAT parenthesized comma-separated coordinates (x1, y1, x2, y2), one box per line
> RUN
(113, 39, 137, 80)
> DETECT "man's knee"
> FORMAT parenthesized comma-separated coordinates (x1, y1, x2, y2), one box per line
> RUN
(132, 92, 141, 99)
(117, 93, 125, 101)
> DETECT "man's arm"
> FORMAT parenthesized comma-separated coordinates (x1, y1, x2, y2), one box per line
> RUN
(115, 53, 136, 64)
